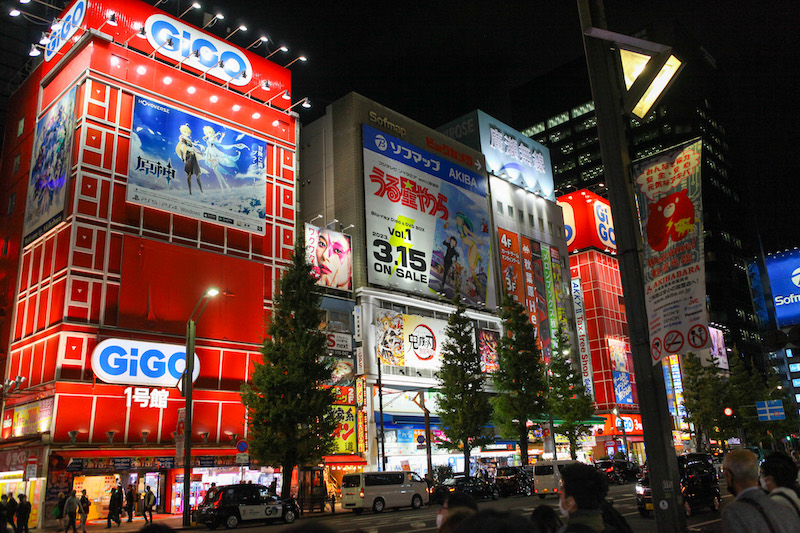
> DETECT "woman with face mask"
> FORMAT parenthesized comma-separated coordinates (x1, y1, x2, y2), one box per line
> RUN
(555, 464, 609, 533)
(760, 452, 800, 517)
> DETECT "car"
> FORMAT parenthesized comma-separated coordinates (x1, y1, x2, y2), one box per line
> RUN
(197, 483, 299, 529)
(429, 476, 500, 504)
(595, 459, 640, 484)
(635, 454, 721, 517)
(340, 471, 428, 513)
(533, 460, 578, 499)
(495, 466, 533, 497)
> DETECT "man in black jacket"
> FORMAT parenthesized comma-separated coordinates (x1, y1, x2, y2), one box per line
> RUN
(124, 485, 135, 523)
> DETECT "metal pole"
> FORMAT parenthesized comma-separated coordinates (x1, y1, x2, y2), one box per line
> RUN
(577, 2, 686, 530)
(419, 392, 434, 479)
(183, 319, 195, 527)
(377, 355, 386, 471)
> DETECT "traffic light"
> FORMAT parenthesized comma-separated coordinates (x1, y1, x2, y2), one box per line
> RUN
(724, 407, 734, 417)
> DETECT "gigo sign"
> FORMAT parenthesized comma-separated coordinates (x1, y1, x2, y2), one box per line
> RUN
(45, 0, 86, 62)
(144, 15, 252, 87)
(556, 189, 616, 252)
(91, 339, 200, 387)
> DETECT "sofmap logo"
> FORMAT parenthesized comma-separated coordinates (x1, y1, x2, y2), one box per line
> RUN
(91, 339, 200, 387)
(145, 15, 251, 86)
(792, 267, 800, 288)
(45, 0, 86, 62)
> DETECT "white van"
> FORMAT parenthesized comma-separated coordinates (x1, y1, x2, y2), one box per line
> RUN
(341, 471, 429, 513)
(533, 460, 579, 498)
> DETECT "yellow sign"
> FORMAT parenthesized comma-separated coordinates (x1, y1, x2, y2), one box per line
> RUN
(333, 406, 357, 453)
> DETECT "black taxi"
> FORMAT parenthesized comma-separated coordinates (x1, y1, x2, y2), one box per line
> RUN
(198, 483, 299, 529)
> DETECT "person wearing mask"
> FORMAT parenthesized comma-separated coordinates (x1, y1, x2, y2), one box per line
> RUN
(78, 490, 91, 532)
(63, 490, 81, 533)
(142, 486, 156, 524)
(760, 452, 800, 517)
(556, 463, 609, 532)
(7, 493, 17, 533)
(16, 495, 31, 533)
(721, 449, 800, 533)
(124, 484, 135, 523)
(436, 491, 478, 531)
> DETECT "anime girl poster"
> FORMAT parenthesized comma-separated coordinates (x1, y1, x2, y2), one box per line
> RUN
(23, 86, 77, 246)
(127, 95, 268, 234)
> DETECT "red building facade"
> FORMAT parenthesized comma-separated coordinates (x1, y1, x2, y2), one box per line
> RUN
(0, 0, 298, 525)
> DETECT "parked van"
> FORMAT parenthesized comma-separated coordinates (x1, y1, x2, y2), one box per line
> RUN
(341, 471, 429, 513)
(533, 460, 578, 498)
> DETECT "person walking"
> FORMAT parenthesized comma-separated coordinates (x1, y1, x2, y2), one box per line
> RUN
(0, 494, 9, 533)
(142, 486, 156, 524)
(721, 449, 800, 533)
(760, 452, 800, 516)
(78, 490, 91, 532)
(63, 490, 81, 533)
(106, 488, 121, 528)
(55, 492, 66, 529)
(7, 493, 17, 533)
(16, 495, 30, 533)
(124, 485, 135, 523)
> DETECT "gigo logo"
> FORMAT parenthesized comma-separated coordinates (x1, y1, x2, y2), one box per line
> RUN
(144, 15, 252, 87)
(91, 339, 200, 387)
(44, 0, 86, 62)
(593, 201, 616, 249)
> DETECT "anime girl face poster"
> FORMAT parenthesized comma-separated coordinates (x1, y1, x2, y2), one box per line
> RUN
(23, 86, 77, 246)
(127, 95, 269, 234)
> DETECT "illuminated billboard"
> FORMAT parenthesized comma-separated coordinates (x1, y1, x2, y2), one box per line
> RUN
(374, 309, 450, 371)
(557, 189, 616, 252)
(305, 223, 353, 291)
(766, 249, 800, 328)
(362, 124, 492, 305)
(127, 95, 268, 233)
(23, 86, 77, 246)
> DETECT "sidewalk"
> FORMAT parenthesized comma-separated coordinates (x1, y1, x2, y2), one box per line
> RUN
(43, 514, 194, 532)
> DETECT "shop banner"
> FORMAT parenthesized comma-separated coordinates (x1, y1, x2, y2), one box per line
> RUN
(597, 413, 643, 436)
(527, 240, 550, 358)
(571, 279, 594, 399)
(6, 398, 53, 439)
(519, 240, 540, 328)
(305, 223, 353, 291)
(632, 139, 708, 364)
(128, 95, 268, 234)
(374, 309, 450, 370)
(541, 246, 559, 358)
(498, 229, 526, 304)
(612, 371, 634, 405)
(357, 408, 368, 453)
(362, 124, 492, 305)
(477, 329, 499, 373)
(333, 406, 357, 454)
(176, 408, 185, 460)
(23, 86, 77, 246)
(607, 338, 630, 373)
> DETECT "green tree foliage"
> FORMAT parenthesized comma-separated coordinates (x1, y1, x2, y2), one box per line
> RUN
(491, 296, 547, 465)
(240, 236, 337, 499)
(681, 351, 724, 451)
(437, 295, 493, 472)
(548, 327, 595, 460)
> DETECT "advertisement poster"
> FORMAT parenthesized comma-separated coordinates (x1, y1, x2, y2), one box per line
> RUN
(362, 124, 491, 305)
(128, 95, 268, 234)
(332, 406, 357, 453)
(374, 309, 450, 370)
(612, 371, 634, 405)
(519, 240, 540, 328)
(607, 338, 630, 373)
(527, 240, 551, 359)
(23, 86, 77, 246)
(477, 329, 499, 373)
(571, 278, 594, 399)
(305, 223, 353, 291)
(498, 228, 526, 303)
(765, 249, 800, 328)
(541, 246, 560, 357)
(632, 139, 708, 363)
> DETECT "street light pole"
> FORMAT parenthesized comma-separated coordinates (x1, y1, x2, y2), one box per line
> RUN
(578, 1, 686, 531)
(182, 288, 219, 527)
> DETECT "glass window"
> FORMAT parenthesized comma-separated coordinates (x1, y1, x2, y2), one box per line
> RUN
(529, 214, 535, 227)
(17, 117, 24, 137)
(497, 201, 503, 215)
(508, 206, 514, 218)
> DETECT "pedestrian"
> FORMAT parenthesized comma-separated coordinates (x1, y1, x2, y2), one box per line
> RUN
(106, 487, 121, 528)
(760, 452, 800, 516)
(0, 494, 8, 533)
(721, 449, 800, 533)
(63, 490, 81, 533)
(79, 490, 91, 532)
(7, 493, 17, 533)
(436, 492, 477, 530)
(142, 486, 156, 524)
(56, 492, 66, 529)
(16, 495, 30, 533)
(555, 463, 609, 532)
(530, 504, 563, 533)
(125, 484, 135, 523)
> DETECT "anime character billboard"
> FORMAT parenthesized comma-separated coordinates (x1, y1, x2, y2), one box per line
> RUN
(23, 86, 77, 246)
(362, 124, 491, 305)
(305, 223, 353, 291)
(127, 95, 268, 233)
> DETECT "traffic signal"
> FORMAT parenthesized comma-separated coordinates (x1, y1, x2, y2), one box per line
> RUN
(724, 407, 734, 417)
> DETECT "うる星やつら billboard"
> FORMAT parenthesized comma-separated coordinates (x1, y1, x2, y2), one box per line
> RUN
(128, 95, 269, 233)
(305, 223, 353, 291)
(23, 86, 77, 246)
(362, 124, 492, 305)
(632, 139, 709, 364)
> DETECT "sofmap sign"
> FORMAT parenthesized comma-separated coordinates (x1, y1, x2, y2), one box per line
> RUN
(765, 250, 800, 327)
(91, 339, 200, 387)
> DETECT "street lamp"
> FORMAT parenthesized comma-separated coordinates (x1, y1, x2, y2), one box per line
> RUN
(182, 287, 219, 527)
(578, 1, 685, 531)
(612, 408, 629, 461)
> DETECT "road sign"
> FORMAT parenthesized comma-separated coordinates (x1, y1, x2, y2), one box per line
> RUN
(236, 440, 248, 453)
(651, 337, 662, 361)
(235, 453, 249, 465)
(756, 400, 785, 421)
(688, 324, 708, 348)
(664, 330, 684, 354)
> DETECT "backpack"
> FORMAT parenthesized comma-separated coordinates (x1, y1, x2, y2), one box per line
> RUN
(601, 500, 634, 533)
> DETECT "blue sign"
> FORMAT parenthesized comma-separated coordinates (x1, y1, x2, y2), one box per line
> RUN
(66, 458, 84, 472)
(612, 371, 634, 405)
(113, 458, 131, 471)
(198, 457, 216, 467)
(765, 250, 800, 328)
(756, 400, 786, 421)
(236, 440, 248, 453)
(157, 457, 175, 469)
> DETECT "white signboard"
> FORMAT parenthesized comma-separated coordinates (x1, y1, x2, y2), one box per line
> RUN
(91, 339, 200, 387)
(571, 278, 594, 399)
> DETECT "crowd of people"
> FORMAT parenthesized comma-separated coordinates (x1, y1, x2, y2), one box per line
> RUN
(50, 484, 158, 532)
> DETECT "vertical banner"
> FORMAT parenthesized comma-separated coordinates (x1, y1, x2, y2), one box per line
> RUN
(541, 246, 559, 358)
(632, 139, 708, 364)
(23, 86, 77, 246)
(571, 278, 594, 400)
(477, 329, 499, 373)
(498, 229, 525, 303)
(332, 406, 357, 453)
(305, 223, 353, 291)
(529, 240, 550, 359)
(519, 240, 539, 327)
(175, 408, 185, 460)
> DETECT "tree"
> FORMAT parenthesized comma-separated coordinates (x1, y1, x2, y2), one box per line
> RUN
(491, 296, 547, 465)
(681, 351, 724, 451)
(548, 326, 595, 460)
(240, 236, 337, 499)
(437, 295, 493, 473)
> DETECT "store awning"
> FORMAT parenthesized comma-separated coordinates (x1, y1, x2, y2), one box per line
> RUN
(323, 454, 367, 466)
